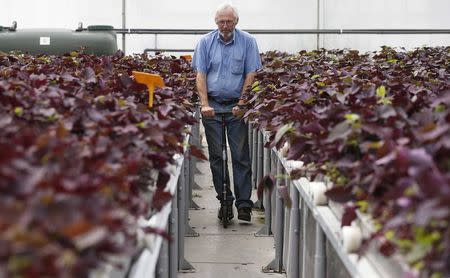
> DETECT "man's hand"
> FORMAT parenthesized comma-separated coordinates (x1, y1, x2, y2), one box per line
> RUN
(232, 105, 245, 117)
(201, 105, 215, 117)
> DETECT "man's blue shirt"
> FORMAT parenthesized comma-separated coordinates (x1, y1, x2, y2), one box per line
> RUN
(192, 29, 262, 102)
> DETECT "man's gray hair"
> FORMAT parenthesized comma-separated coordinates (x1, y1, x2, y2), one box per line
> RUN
(215, 2, 239, 21)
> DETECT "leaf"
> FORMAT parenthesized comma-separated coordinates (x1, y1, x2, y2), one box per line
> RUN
(83, 67, 97, 83)
(87, 108, 105, 122)
(142, 226, 172, 241)
(278, 185, 292, 208)
(156, 171, 171, 189)
(417, 124, 449, 143)
(272, 122, 293, 147)
(257, 175, 275, 200)
(325, 121, 352, 143)
(324, 186, 353, 203)
(341, 205, 357, 226)
(375, 152, 396, 166)
(344, 113, 360, 122)
(62, 219, 95, 238)
(189, 145, 207, 161)
(14, 107, 23, 116)
(73, 227, 108, 250)
(402, 271, 418, 278)
(379, 238, 396, 257)
(414, 200, 449, 226)
(151, 189, 173, 211)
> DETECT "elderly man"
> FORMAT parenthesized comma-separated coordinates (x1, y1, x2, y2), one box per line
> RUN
(192, 3, 262, 222)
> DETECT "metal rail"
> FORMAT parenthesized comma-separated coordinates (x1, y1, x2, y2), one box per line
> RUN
(143, 48, 194, 53)
(107, 28, 450, 35)
(109, 28, 450, 53)
(252, 129, 405, 278)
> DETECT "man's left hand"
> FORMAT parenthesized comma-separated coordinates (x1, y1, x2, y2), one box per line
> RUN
(232, 105, 243, 117)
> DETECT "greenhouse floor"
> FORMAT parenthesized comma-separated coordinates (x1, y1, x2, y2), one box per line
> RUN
(178, 128, 286, 278)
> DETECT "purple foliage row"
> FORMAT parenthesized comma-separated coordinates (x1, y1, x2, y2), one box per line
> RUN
(0, 51, 200, 277)
(243, 47, 450, 277)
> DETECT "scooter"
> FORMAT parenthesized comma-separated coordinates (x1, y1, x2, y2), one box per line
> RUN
(219, 112, 231, 228)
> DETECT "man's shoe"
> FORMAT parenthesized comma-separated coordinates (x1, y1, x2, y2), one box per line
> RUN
(237, 207, 252, 222)
(218, 205, 234, 220)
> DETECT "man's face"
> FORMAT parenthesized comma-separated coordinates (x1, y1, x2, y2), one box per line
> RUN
(215, 9, 237, 41)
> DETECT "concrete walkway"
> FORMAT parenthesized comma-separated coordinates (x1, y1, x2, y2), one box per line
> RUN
(178, 128, 286, 278)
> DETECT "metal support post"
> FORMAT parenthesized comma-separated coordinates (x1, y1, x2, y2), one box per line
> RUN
(301, 200, 308, 278)
(156, 233, 169, 278)
(282, 174, 291, 272)
(314, 222, 326, 278)
(192, 109, 203, 180)
(287, 179, 300, 278)
(270, 150, 277, 230)
(248, 123, 253, 161)
(263, 158, 285, 273)
(254, 130, 264, 209)
(177, 161, 195, 272)
(258, 131, 264, 190)
(188, 147, 201, 209)
(251, 129, 258, 189)
(121, 0, 126, 53)
(255, 141, 273, 236)
(169, 183, 178, 278)
(183, 159, 199, 237)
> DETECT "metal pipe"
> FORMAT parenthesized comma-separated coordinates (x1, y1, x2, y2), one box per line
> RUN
(121, 0, 126, 54)
(257, 131, 263, 189)
(270, 150, 277, 232)
(314, 222, 326, 278)
(264, 143, 272, 233)
(282, 175, 291, 272)
(169, 183, 178, 278)
(156, 234, 169, 278)
(248, 123, 253, 162)
(193, 108, 202, 176)
(184, 157, 199, 237)
(251, 129, 258, 189)
(301, 200, 308, 278)
(254, 131, 264, 209)
(262, 157, 285, 273)
(177, 161, 195, 271)
(287, 179, 300, 278)
(255, 138, 273, 236)
(316, 0, 320, 50)
(188, 147, 201, 209)
(106, 28, 450, 35)
(275, 159, 285, 271)
(258, 131, 264, 189)
(177, 161, 185, 271)
(191, 111, 202, 190)
(298, 199, 304, 277)
(187, 126, 200, 208)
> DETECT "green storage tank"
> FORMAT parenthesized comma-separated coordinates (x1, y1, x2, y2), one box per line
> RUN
(0, 24, 117, 56)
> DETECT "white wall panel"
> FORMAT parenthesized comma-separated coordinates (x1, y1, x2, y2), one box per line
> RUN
(320, 0, 450, 51)
(124, 0, 317, 54)
(1, 0, 121, 30)
(0, 0, 448, 54)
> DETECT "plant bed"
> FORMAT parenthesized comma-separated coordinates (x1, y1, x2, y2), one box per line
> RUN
(243, 46, 450, 278)
(0, 50, 201, 277)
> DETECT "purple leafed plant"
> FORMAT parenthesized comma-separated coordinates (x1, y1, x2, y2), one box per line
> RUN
(242, 47, 450, 278)
(0, 50, 201, 277)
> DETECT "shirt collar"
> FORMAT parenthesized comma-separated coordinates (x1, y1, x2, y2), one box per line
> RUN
(217, 30, 235, 45)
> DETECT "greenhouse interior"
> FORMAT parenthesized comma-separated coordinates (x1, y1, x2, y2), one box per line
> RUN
(0, 1, 449, 278)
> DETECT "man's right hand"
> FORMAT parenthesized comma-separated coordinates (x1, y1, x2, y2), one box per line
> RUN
(201, 105, 215, 117)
